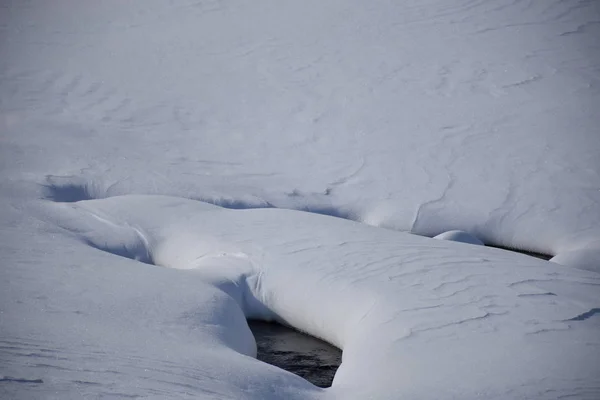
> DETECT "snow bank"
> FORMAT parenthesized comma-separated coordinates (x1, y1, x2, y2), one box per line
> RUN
(434, 230, 484, 246)
(551, 243, 600, 273)
(18, 195, 597, 398)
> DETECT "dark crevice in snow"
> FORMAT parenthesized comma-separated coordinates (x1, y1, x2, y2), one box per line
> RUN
(517, 292, 557, 297)
(43, 183, 95, 203)
(0, 377, 44, 384)
(248, 320, 342, 388)
(487, 245, 552, 261)
(294, 205, 354, 220)
(568, 308, 600, 321)
(190, 196, 275, 210)
(192, 195, 355, 221)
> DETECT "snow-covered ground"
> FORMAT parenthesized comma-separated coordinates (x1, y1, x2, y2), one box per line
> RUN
(1, 0, 599, 398)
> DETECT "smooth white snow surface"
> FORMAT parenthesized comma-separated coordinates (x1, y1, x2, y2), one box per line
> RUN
(1, 0, 600, 398)
(434, 230, 484, 246)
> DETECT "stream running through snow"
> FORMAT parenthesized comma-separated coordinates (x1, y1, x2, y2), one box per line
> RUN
(248, 320, 342, 388)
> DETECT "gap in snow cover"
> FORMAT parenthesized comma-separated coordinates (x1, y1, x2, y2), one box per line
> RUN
(486, 245, 552, 261)
(43, 181, 95, 203)
(248, 320, 342, 388)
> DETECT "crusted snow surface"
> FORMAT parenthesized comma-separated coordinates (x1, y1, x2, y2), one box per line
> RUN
(1, 0, 600, 398)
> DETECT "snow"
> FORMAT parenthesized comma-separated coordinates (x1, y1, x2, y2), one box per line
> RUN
(551, 244, 600, 274)
(434, 230, 484, 246)
(4, 195, 599, 398)
(1, 0, 600, 398)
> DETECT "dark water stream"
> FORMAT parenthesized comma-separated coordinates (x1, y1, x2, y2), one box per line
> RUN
(248, 320, 342, 388)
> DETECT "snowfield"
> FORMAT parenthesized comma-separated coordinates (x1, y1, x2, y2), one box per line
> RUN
(1, 0, 599, 399)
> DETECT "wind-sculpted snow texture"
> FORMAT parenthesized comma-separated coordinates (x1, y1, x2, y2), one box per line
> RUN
(1, 0, 600, 398)
(2, 0, 600, 266)
(2, 196, 600, 399)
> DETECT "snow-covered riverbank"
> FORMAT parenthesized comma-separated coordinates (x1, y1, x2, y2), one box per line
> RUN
(1, 0, 599, 398)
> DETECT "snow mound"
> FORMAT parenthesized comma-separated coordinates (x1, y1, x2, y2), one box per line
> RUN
(19, 195, 597, 398)
(434, 230, 484, 246)
(551, 243, 600, 273)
